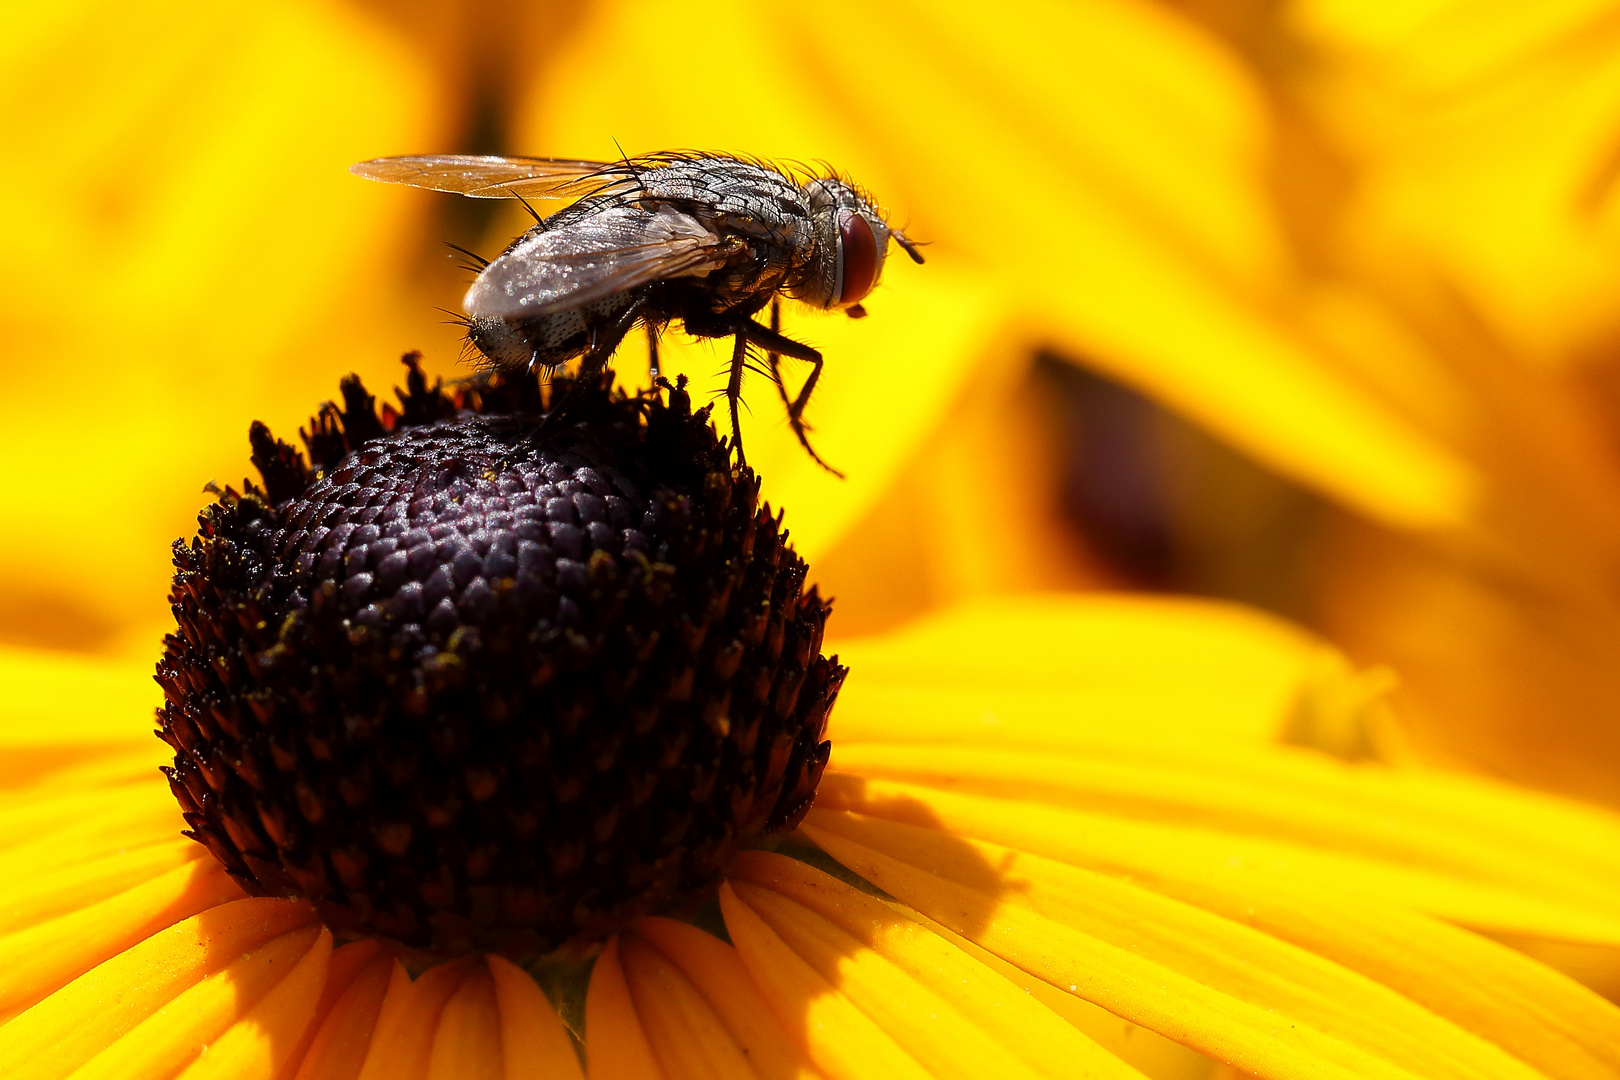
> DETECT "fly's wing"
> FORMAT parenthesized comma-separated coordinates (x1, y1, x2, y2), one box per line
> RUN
(350, 154, 637, 201)
(464, 205, 746, 320)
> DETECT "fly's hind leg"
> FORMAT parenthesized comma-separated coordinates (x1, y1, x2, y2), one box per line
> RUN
(646, 321, 661, 382)
(752, 299, 844, 479)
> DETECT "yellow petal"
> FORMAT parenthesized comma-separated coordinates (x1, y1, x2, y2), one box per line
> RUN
(60, 922, 325, 1080)
(0, 897, 315, 1077)
(0, 647, 158, 754)
(631, 917, 824, 1080)
(0, 857, 244, 1020)
(355, 957, 476, 1080)
(816, 770, 1620, 947)
(427, 968, 503, 1080)
(620, 936, 761, 1080)
(0, 838, 200, 935)
(1291, 0, 1620, 363)
(729, 851, 1146, 1080)
(862, 0, 1281, 277)
(584, 938, 666, 1080)
(1147, 870, 1620, 1080)
(718, 882, 932, 1080)
(809, 776, 1620, 1077)
(307, 939, 383, 1005)
(285, 939, 388, 1080)
(1288, 0, 1605, 84)
(804, 815, 1548, 1080)
(858, 3, 1470, 530)
(1034, 261, 1480, 534)
(0, 781, 181, 861)
(171, 926, 331, 1080)
(822, 736, 1620, 906)
(295, 957, 401, 1080)
(729, 877, 1050, 1080)
(0, 749, 166, 802)
(826, 594, 1332, 747)
(890, 907, 1255, 1080)
(486, 955, 583, 1080)
(822, 738, 1620, 899)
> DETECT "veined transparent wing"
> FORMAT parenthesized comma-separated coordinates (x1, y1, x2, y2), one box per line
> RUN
(463, 205, 746, 319)
(350, 154, 637, 201)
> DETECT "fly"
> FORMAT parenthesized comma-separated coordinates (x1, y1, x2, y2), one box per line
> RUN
(351, 151, 924, 476)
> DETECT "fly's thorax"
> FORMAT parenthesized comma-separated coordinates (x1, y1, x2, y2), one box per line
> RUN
(793, 178, 892, 311)
(640, 159, 811, 226)
(636, 159, 817, 279)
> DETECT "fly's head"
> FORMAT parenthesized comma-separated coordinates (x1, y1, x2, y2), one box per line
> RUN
(796, 178, 924, 314)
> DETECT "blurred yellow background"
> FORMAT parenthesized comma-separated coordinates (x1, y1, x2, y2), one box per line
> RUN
(9, 0, 1620, 808)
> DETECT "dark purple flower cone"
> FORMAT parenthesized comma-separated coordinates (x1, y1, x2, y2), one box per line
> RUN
(156, 355, 841, 957)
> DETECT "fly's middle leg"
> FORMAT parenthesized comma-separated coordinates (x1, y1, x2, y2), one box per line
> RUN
(645, 322, 660, 382)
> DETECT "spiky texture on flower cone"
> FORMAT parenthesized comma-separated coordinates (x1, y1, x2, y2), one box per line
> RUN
(156, 357, 841, 957)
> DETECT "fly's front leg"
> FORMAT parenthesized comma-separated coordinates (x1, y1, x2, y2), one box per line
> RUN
(749, 302, 844, 479)
(779, 350, 842, 479)
(726, 332, 748, 466)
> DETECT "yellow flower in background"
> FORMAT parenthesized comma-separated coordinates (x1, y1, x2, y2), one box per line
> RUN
(0, 1, 446, 651)
(1234, 0, 1620, 807)
(6, 1, 1620, 1079)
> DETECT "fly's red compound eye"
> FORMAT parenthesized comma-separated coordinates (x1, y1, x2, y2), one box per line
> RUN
(838, 210, 879, 306)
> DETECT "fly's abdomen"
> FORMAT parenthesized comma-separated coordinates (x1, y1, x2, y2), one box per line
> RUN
(466, 294, 638, 374)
